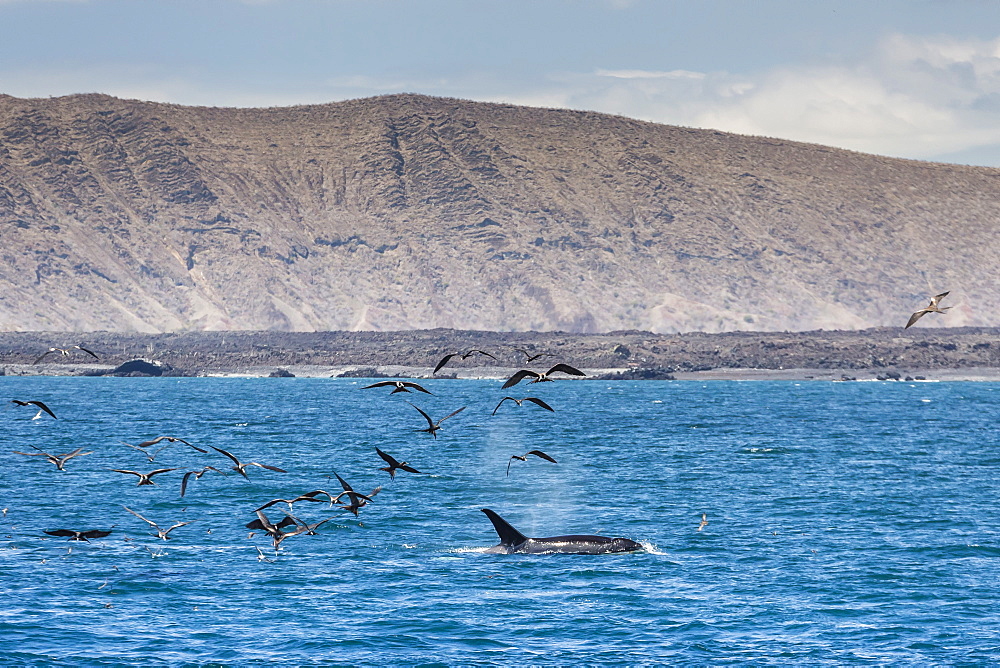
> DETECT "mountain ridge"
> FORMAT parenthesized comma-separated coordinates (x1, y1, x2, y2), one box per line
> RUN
(1, 92, 997, 333)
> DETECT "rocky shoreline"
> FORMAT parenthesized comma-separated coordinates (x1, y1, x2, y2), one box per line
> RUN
(1, 327, 999, 380)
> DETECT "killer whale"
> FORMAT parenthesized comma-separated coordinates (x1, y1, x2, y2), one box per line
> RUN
(480, 508, 643, 555)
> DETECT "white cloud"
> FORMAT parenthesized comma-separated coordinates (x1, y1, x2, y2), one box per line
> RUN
(535, 33, 1000, 164)
(595, 68, 705, 80)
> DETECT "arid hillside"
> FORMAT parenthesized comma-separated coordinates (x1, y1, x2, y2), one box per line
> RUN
(0, 93, 997, 333)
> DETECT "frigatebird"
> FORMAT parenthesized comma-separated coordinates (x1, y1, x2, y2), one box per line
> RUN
(407, 402, 466, 439)
(905, 291, 952, 328)
(433, 350, 497, 374)
(501, 364, 585, 389)
(506, 450, 557, 477)
(491, 396, 555, 416)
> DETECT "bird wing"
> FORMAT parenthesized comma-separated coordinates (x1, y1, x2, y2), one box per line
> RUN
(253, 499, 285, 512)
(57, 449, 92, 464)
(289, 495, 326, 506)
(406, 402, 436, 428)
(169, 437, 206, 453)
(333, 471, 354, 494)
(402, 382, 433, 395)
(299, 489, 335, 502)
(523, 397, 555, 412)
(27, 401, 57, 419)
(546, 363, 585, 377)
(76, 345, 99, 360)
(180, 471, 195, 497)
(59, 447, 92, 458)
(438, 406, 467, 423)
(12, 451, 47, 457)
(502, 369, 539, 389)
(433, 354, 457, 374)
(492, 397, 516, 415)
(257, 511, 280, 532)
(526, 450, 557, 464)
(930, 291, 950, 307)
(135, 436, 167, 448)
(210, 446, 242, 467)
(399, 464, 424, 474)
(506, 456, 524, 476)
(81, 530, 112, 540)
(147, 468, 180, 478)
(122, 505, 158, 528)
(247, 462, 287, 473)
(375, 448, 399, 466)
(905, 310, 927, 329)
(163, 522, 191, 536)
(112, 469, 143, 477)
(32, 350, 56, 364)
(468, 349, 497, 361)
(245, 518, 267, 531)
(305, 517, 336, 532)
(362, 381, 396, 389)
(44, 529, 76, 537)
(332, 491, 374, 504)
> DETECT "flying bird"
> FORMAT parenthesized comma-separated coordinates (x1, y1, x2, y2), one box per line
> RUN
(698, 513, 708, 532)
(331, 471, 380, 516)
(33, 345, 99, 364)
(179, 466, 227, 497)
(245, 510, 301, 550)
(12, 445, 92, 471)
(433, 350, 497, 374)
(111, 468, 180, 486)
(125, 435, 207, 453)
(407, 402, 466, 439)
(209, 446, 287, 479)
(501, 363, 586, 389)
(514, 348, 554, 363)
(283, 514, 338, 536)
(905, 291, 952, 328)
(375, 447, 427, 479)
(362, 380, 433, 395)
(491, 396, 555, 416)
(44, 529, 112, 542)
(122, 506, 192, 540)
(10, 399, 57, 420)
(253, 490, 336, 513)
(506, 450, 557, 477)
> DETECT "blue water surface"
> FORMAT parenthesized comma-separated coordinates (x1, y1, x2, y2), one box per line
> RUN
(1, 377, 999, 665)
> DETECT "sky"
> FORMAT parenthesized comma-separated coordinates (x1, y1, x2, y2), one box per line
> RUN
(3, 0, 1000, 166)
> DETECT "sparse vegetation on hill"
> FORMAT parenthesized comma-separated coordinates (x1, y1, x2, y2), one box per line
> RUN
(0, 93, 998, 333)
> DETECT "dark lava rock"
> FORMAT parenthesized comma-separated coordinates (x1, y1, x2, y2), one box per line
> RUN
(593, 367, 676, 380)
(108, 358, 174, 377)
(269, 368, 295, 377)
(336, 367, 391, 378)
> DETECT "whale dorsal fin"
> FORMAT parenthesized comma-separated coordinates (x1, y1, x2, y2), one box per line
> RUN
(481, 508, 528, 547)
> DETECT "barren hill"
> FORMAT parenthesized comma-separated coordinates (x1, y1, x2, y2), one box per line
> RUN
(1, 92, 998, 333)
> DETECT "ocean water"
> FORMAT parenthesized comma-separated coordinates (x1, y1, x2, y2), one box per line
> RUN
(1, 376, 999, 665)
